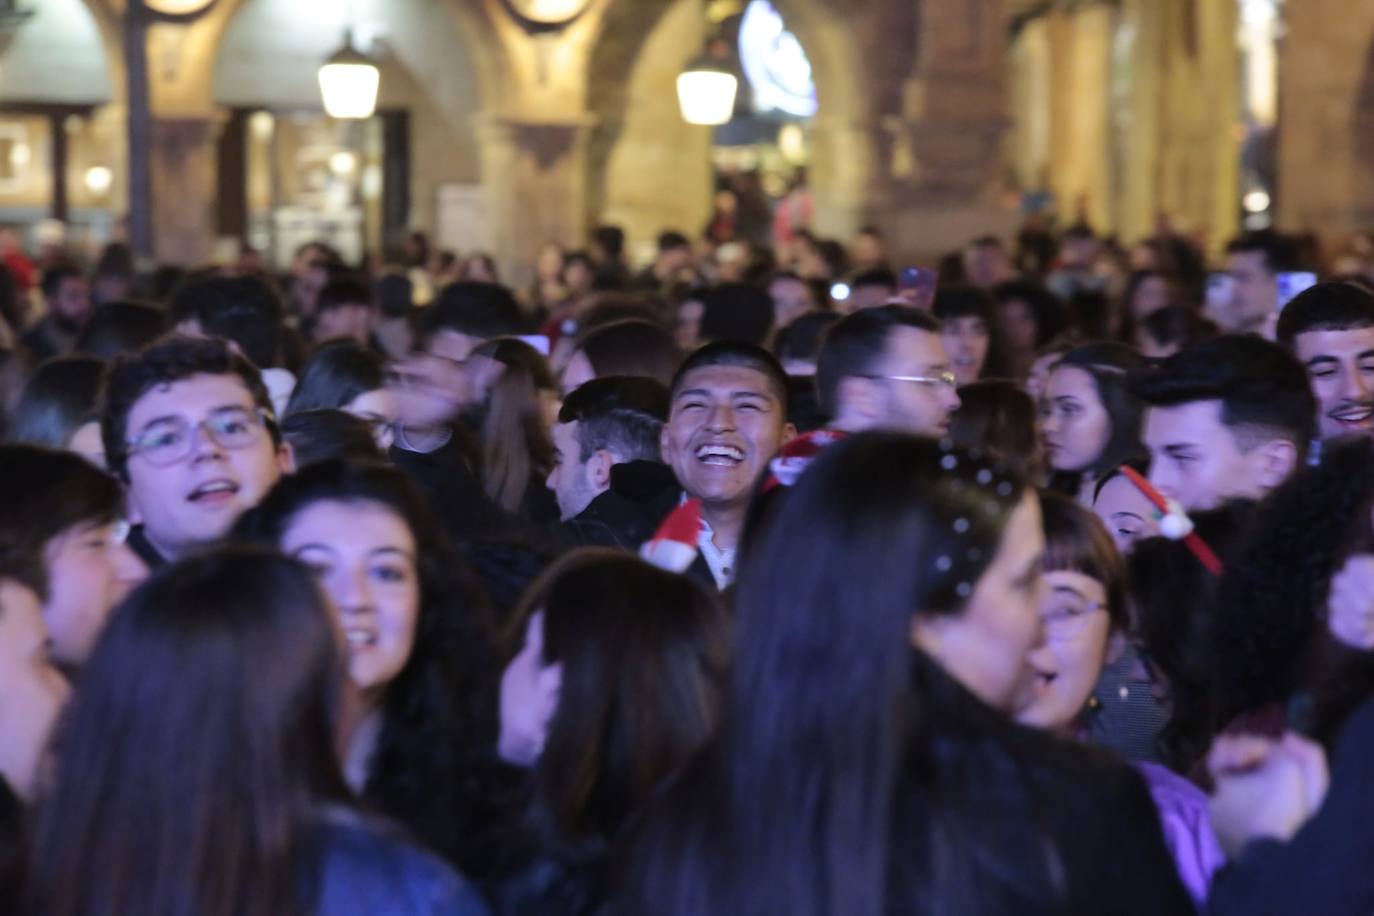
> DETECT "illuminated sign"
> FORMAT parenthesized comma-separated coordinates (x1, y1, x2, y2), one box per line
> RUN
(738, 0, 817, 118)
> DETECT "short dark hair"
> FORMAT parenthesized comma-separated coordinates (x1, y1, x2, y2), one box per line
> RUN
(657, 230, 691, 253)
(285, 340, 388, 416)
(593, 225, 625, 258)
(1139, 305, 1214, 352)
(670, 341, 790, 411)
(933, 284, 997, 322)
(167, 275, 286, 368)
(850, 268, 897, 291)
(0, 444, 124, 601)
(415, 281, 526, 344)
(699, 283, 774, 346)
(373, 271, 414, 320)
(815, 305, 941, 417)
(73, 301, 169, 360)
(1226, 230, 1297, 275)
(773, 311, 841, 365)
(1276, 281, 1374, 349)
(575, 319, 681, 388)
(315, 275, 372, 314)
(40, 264, 82, 300)
(280, 409, 382, 468)
(558, 376, 669, 463)
(1131, 334, 1316, 458)
(102, 335, 278, 481)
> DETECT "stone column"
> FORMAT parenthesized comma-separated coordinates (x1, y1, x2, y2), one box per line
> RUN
(1277, 0, 1374, 243)
(477, 112, 595, 289)
(149, 114, 223, 266)
(877, 0, 1017, 263)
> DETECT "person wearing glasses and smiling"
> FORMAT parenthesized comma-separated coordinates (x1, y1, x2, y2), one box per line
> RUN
(101, 335, 294, 568)
(815, 305, 962, 436)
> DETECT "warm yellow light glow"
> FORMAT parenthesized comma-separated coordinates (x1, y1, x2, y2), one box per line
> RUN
(677, 70, 738, 126)
(1243, 190, 1271, 213)
(145, 0, 214, 13)
(329, 152, 357, 176)
(85, 166, 113, 195)
(318, 60, 380, 119)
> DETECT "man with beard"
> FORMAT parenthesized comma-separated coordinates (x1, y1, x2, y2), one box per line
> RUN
(22, 265, 90, 362)
(817, 305, 962, 437)
(658, 342, 794, 590)
(1277, 281, 1374, 440)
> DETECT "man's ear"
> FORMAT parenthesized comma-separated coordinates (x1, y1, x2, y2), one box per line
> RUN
(1106, 627, 1129, 668)
(781, 422, 798, 445)
(1250, 438, 1298, 494)
(587, 449, 615, 490)
(835, 375, 879, 426)
(277, 441, 297, 475)
(659, 424, 672, 465)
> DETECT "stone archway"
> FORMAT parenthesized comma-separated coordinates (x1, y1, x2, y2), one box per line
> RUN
(585, 0, 880, 257)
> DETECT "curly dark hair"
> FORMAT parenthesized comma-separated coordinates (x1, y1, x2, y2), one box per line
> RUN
(231, 459, 525, 878)
(100, 334, 277, 481)
(1211, 437, 1374, 729)
(1130, 501, 1258, 772)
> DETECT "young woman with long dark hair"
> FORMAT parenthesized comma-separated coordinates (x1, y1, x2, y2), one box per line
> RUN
(1041, 342, 1147, 505)
(491, 549, 728, 914)
(619, 432, 1191, 916)
(21, 547, 488, 915)
(233, 460, 520, 880)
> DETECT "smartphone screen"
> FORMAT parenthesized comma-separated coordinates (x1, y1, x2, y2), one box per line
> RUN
(897, 267, 939, 310)
(1275, 272, 1318, 311)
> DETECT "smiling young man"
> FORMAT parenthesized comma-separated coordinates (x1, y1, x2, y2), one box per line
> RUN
(660, 342, 794, 590)
(102, 336, 293, 567)
(1276, 281, 1374, 440)
(817, 304, 962, 437)
(1132, 335, 1315, 512)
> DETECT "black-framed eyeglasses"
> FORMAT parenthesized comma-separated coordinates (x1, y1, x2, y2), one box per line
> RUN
(126, 406, 272, 467)
(868, 371, 959, 390)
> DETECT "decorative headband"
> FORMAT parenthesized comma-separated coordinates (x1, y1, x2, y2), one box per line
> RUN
(1118, 466, 1224, 576)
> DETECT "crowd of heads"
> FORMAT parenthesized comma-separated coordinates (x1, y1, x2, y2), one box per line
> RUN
(1, 215, 1373, 914)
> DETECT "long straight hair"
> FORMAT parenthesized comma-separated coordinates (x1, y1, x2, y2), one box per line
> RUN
(23, 547, 348, 916)
(628, 433, 1037, 916)
(471, 337, 555, 513)
(514, 549, 728, 863)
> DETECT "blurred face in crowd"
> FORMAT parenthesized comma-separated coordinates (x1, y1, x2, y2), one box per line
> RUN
(0, 578, 70, 801)
(1293, 326, 1374, 439)
(1041, 366, 1111, 475)
(42, 519, 145, 670)
(768, 276, 815, 331)
(1026, 350, 1064, 403)
(1093, 473, 1159, 555)
(854, 325, 960, 437)
(498, 610, 562, 767)
(963, 243, 1012, 289)
(844, 282, 894, 315)
(124, 373, 291, 560)
(1130, 275, 1171, 320)
(313, 303, 372, 346)
(1224, 250, 1278, 334)
(293, 261, 330, 318)
(1143, 399, 1293, 510)
(344, 387, 399, 452)
(49, 276, 91, 327)
(851, 231, 886, 270)
(675, 298, 705, 351)
(998, 298, 1038, 358)
(941, 315, 991, 386)
(283, 500, 420, 700)
(662, 364, 789, 512)
(913, 492, 1045, 712)
(391, 330, 481, 431)
(1015, 569, 1113, 734)
(564, 259, 594, 295)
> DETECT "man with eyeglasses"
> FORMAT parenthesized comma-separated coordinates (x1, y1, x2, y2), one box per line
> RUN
(101, 336, 293, 568)
(816, 304, 962, 437)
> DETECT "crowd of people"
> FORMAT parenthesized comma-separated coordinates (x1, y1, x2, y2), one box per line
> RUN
(2, 213, 1374, 915)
